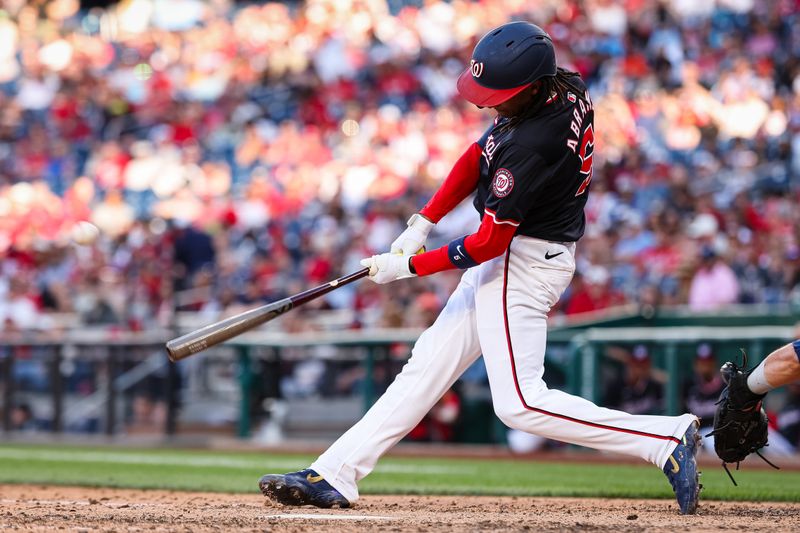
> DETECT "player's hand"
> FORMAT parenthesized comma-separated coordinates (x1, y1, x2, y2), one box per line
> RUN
(390, 214, 434, 256)
(360, 253, 416, 284)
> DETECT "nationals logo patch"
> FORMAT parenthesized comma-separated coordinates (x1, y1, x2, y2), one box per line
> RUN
(470, 59, 484, 78)
(492, 168, 514, 198)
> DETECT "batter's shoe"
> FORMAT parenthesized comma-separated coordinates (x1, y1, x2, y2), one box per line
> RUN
(258, 469, 350, 508)
(663, 420, 701, 515)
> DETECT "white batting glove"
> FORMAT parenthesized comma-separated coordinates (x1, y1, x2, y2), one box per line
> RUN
(360, 253, 416, 284)
(390, 214, 434, 256)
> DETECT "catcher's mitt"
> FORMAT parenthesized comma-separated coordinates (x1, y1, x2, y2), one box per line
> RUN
(709, 350, 779, 485)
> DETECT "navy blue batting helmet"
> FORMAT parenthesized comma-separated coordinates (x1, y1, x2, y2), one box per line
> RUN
(457, 21, 557, 107)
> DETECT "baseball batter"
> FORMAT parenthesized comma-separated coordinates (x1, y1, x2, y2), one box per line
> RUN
(260, 22, 701, 514)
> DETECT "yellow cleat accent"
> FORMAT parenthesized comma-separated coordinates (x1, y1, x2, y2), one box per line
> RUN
(306, 473, 325, 483)
(668, 456, 680, 474)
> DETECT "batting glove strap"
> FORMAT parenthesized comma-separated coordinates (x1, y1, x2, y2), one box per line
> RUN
(447, 236, 479, 269)
(390, 214, 435, 256)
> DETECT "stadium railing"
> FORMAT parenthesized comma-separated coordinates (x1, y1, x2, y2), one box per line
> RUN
(0, 322, 796, 439)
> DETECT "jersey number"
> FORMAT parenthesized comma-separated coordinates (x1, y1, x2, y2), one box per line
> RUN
(575, 124, 594, 197)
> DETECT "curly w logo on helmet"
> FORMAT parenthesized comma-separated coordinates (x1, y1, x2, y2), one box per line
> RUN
(470, 60, 484, 78)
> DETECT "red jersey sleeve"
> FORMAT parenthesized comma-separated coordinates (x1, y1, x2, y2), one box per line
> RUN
(411, 208, 519, 276)
(419, 142, 482, 223)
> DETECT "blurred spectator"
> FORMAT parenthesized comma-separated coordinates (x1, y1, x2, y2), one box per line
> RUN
(682, 343, 725, 451)
(688, 246, 740, 311)
(565, 265, 625, 316)
(507, 428, 548, 454)
(404, 291, 442, 328)
(0, 277, 45, 331)
(172, 221, 216, 287)
(10, 403, 36, 431)
(406, 388, 461, 443)
(604, 345, 664, 415)
(281, 358, 327, 399)
(683, 343, 725, 429)
(128, 365, 179, 433)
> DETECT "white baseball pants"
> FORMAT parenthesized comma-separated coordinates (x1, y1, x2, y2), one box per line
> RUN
(311, 236, 697, 503)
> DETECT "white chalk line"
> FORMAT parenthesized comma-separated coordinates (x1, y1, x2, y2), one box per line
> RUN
(265, 513, 395, 521)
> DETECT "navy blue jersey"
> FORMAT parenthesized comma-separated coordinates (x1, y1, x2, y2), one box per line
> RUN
(474, 80, 594, 242)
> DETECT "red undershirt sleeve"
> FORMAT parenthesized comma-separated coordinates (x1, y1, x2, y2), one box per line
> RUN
(419, 142, 482, 223)
(411, 208, 520, 276)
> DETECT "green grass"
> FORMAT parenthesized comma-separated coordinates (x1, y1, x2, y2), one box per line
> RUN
(0, 443, 797, 502)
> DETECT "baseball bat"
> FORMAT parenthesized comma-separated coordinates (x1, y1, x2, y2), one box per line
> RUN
(166, 268, 369, 362)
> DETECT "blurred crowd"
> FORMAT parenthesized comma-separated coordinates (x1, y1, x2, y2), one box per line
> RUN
(2, 0, 800, 334)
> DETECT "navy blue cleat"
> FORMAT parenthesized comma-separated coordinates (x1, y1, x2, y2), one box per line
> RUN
(663, 421, 702, 515)
(258, 469, 350, 509)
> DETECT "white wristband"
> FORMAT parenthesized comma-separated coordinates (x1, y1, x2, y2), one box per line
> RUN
(407, 213, 434, 232)
(746, 362, 773, 394)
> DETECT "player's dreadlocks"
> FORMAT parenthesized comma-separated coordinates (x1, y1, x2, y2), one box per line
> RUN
(499, 67, 584, 132)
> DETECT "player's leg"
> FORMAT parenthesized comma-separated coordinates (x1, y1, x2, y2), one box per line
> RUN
(475, 236, 699, 513)
(260, 271, 483, 506)
(745, 340, 800, 393)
